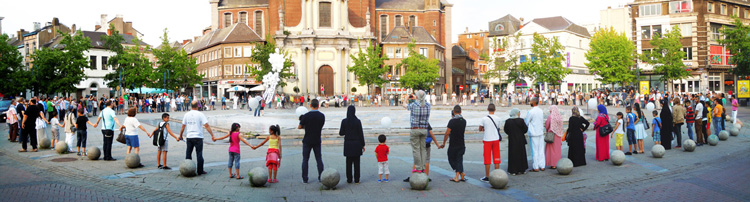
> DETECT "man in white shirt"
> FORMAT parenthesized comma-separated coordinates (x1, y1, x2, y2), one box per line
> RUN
(179, 101, 215, 175)
(478, 103, 501, 182)
(93, 100, 121, 161)
(165, 96, 171, 112)
(525, 97, 545, 171)
(693, 96, 705, 146)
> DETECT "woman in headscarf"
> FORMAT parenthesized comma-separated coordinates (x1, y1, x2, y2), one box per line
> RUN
(504, 108, 528, 175)
(544, 105, 564, 169)
(594, 104, 610, 161)
(339, 105, 365, 183)
(566, 106, 590, 166)
(659, 99, 674, 150)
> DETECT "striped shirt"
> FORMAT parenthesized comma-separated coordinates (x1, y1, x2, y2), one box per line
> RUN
(685, 106, 695, 123)
(407, 102, 431, 128)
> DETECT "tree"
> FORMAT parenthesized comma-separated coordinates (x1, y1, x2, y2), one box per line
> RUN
(103, 25, 154, 94)
(641, 25, 690, 92)
(0, 34, 32, 96)
(586, 27, 637, 87)
(248, 37, 294, 87)
(484, 32, 524, 85)
(719, 17, 750, 77)
(398, 40, 440, 90)
(151, 28, 202, 92)
(32, 30, 92, 95)
(348, 38, 389, 94)
(519, 33, 571, 88)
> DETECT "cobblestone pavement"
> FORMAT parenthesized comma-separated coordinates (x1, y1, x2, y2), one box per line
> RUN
(0, 105, 748, 201)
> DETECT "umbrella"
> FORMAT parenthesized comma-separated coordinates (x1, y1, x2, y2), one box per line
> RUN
(227, 86, 248, 92)
(249, 85, 266, 92)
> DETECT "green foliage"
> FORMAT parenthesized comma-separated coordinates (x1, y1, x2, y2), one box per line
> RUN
(484, 32, 524, 85)
(519, 33, 571, 86)
(718, 17, 750, 77)
(0, 34, 32, 96)
(586, 27, 637, 86)
(350, 87, 357, 93)
(32, 30, 92, 95)
(640, 25, 690, 88)
(348, 38, 389, 93)
(152, 28, 202, 92)
(248, 37, 294, 87)
(102, 27, 153, 92)
(398, 40, 440, 90)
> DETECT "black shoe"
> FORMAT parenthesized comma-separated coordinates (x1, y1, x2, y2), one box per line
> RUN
(403, 177, 410, 182)
(625, 152, 632, 155)
(136, 164, 145, 168)
(480, 177, 489, 182)
(162, 166, 171, 170)
(158, 165, 163, 169)
(428, 178, 432, 182)
(198, 171, 207, 175)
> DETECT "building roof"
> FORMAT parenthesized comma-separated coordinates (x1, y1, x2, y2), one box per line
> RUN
(528, 16, 591, 37)
(46, 31, 149, 50)
(183, 22, 263, 54)
(381, 26, 443, 48)
(452, 45, 467, 57)
(376, 0, 424, 10)
(218, 0, 269, 7)
(488, 14, 521, 37)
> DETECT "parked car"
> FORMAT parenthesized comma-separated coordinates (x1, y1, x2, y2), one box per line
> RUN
(0, 99, 11, 123)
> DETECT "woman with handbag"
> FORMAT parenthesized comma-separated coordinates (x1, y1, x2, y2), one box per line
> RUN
(566, 107, 589, 167)
(594, 104, 610, 162)
(544, 105, 564, 169)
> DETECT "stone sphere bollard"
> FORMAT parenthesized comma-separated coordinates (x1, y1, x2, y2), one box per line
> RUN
(87, 147, 101, 160)
(488, 169, 509, 189)
(610, 150, 625, 165)
(683, 139, 696, 152)
(248, 167, 268, 187)
(321, 169, 341, 189)
(409, 172, 429, 190)
(180, 160, 197, 177)
(708, 135, 719, 146)
(651, 144, 665, 158)
(734, 123, 742, 130)
(556, 158, 573, 175)
(725, 116, 733, 123)
(55, 142, 68, 154)
(125, 153, 141, 168)
(718, 130, 729, 140)
(39, 138, 51, 149)
(730, 127, 740, 136)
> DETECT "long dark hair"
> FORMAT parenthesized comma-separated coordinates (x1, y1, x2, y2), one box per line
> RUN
(269, 125, 280, 136)
(230, 123, 240, 142)
(634, 103, 643, 121)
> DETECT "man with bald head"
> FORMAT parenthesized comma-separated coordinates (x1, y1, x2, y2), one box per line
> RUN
(179, 100, 215, 175)
(525, 97, 545, 172)
(406, 90, 431, 173)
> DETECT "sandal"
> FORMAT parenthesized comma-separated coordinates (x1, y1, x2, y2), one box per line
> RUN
(449, 178, 459, 182)
(18, 149, 27, 152)
(267, 179, 273, 183)
(459, 178, 466, 182)
(237, 176, 244, 180)
(230, 174, 235, 179)
(273, 179, 278, 183)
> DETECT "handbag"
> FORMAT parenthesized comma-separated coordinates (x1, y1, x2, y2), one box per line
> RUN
(487, 115, 503, 142)
(642, 112, 650, 130)
(116, 128, 127, 144)
(544, 132, 555, 143)
(598, 116, 613, 137)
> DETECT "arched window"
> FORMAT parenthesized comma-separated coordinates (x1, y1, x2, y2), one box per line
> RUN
(395, 15, 402, 26)
(254, 11, 263, 36)
(239, 11, 248, 25)
(380, 15, 388, 39)
(409, 15, 417, 27)
(224, 12, 232, 28)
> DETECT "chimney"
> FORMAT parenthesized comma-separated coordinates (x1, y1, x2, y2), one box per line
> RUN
(116, 14, 123, 19)
(100, 14, 108, 29)
(33, 22, 41, 30)
(95, 24, 101, 30)
(17, 29, 25, 41)
(0, 17, 4, 35)
(52, 17, 59, 26)
(465, 27, 468, 33)
(210, 0, 220, 31)
(182, 39, 193, 45)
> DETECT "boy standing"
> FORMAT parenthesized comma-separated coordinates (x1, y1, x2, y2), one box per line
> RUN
(153, 113, 180, 169)
(375, 135, 389, 182)
(652, 110, 661, 145)
(625, 106, 636, 155)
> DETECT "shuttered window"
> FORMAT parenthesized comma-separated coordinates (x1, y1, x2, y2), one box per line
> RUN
(255, 11, 263, 36)
(319, 2, 331, 28)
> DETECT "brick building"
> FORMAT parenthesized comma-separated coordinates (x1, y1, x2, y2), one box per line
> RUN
(452, 45, 475, 95)
(381, 26, 446, 95)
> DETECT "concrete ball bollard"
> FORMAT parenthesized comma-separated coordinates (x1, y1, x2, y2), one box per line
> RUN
(708, 135, 719, 146)
(651, 144, 665, 158)
(730, 127, 740, 136)
(682, 139, 696, 152)
(125, 154, 141, 168)
(489, 169, 509, 189)
(248, 167, 268, 187)
(321, 169, 341, 189)
(180, 160, 197, 177)
(55, 142, 68, 154)
(610, 150, 625, 165)
(556, 158, 573, 175)
(87, 147, 101, 160)
(409, 172, 429, 190)
(39, 138, 51, 149)
(718, 131, 729, 140)
(734, 123, 742, 130)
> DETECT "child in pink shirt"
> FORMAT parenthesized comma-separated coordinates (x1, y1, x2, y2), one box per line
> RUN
(214, 123, 252, 179)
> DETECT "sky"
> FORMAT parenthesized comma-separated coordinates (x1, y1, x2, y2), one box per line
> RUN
(1, 0, 632, 46)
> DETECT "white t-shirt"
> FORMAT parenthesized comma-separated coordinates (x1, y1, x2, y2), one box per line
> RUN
(50, 118, 60, 130)
(182, 110, 208, 138)
(481, 115, 501, 141)
(123, 117, 141, 136)
(615, 119, 625, 134)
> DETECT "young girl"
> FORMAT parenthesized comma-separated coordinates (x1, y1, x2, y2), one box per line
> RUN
(251, 125, 282, 183)
(633, 103, 647, 154)
(610, 112, 625, 152)
(214, 123, 252, 180)
(50, 111, 63, 149)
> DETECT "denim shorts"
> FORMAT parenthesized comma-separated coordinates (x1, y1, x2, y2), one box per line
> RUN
(228, 152, 240, 169)
(125, 135, 140, 147)
(626, 129, 636, 145)
(653, 130, 661, 142)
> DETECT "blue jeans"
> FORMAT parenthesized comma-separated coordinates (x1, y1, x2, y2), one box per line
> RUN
(228, 152, 240, 169)
(301, 143, 324, 182)
(254, 106, 261, 116)
(186, 138, 205, 173)
(713, 118, 722, 136)
(686, 122, 694, 140)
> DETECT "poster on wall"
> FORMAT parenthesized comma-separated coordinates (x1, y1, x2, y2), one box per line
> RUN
(640, 81, 650, 95)
(738, 80, 750, 98)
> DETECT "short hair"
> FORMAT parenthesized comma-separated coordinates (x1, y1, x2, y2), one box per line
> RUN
(531, 97, 539, 105)
(127, 108, 137, 117)
(616, 112, 623, 117)
(653, 110, 658, 116)
(162, 113, 170, 119)
(191, 100, 199, 109)
(487, 103, 496, 112)
(106, 100, 113, 107)
(453, 105, 462, 114)
(50, 110, 58, 117)
(311, 99, 319, 108)
(626, 106, 632, 111)
(378, 134, 386, 143)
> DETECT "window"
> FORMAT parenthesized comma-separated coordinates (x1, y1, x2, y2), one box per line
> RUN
(386, 47, 394, 58)
(710, 23, 723, 41)
(239, 12, 248, 25)
(467, 34, 472, 39)
(395, 48, 402, 58)
(675, 23, 692, 37)
(319, 2, 331, 28)
(745, 9, 749, 18)
(409, 15, 416, 26)
(708, 2, 713, 13)
(721, 4, 727, 15)
(710, 45, 732, 65)
(89, 56, 97, 69)
(641, 25, 662, 39)
(669, 1, 692, 13)
(224, 47, 232, 58)
(420, 48, 428, 57)
(101, 56, 108, 70)
(683, 47, 693, 60)
(255, 11, 263, 36)
(224, 13, 232, 27)
(642, 49, 654, 60)
(734, 6, 739, 16)
(225, 65, 232, 76)
(433, 20, 436, 26)
(243, 46, 252, 57)
(234, 64, 243, 76)
(380, 15, 388, 39)
(395, 15, 402, 26)
(639, 4, 662, 16)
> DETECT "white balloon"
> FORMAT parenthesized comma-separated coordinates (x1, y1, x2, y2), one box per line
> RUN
(381, 117, 392, 128)
(295, 106, 309, 117)
(646, 102, 655, 112)
(587, 98, 598, 110)
(249, 97, 260, 109)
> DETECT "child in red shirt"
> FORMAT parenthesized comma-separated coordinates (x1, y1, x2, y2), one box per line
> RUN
(374, 134, 389, 182)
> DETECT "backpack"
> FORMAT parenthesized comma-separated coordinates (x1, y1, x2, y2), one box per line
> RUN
(152, 122, 167, 146)
(702, 104, 709, 119)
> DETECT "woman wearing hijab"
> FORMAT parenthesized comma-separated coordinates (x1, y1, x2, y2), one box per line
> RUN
(544, 105, 564, 169)
(593, 105, 610, 161)
(566, 107, 590, 167)
(339, 105, 365, 183)
(504, 108, 528, 175)
(659, 100, 674, 150)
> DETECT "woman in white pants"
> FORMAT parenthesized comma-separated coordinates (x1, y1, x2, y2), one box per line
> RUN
(731, 96, 738, 124)
(62, 110, 77, 152)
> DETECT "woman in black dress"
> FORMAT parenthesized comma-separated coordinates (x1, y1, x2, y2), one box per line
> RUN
(339, 105, 365, 183)
(566, 107, 590, 167)
(504, 108, 528, 175)
(659, 99, 673, 150)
